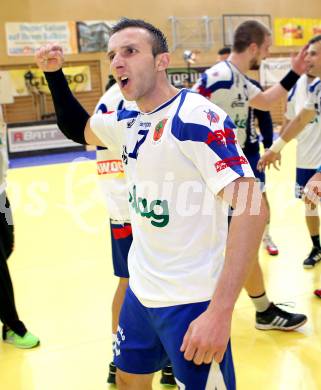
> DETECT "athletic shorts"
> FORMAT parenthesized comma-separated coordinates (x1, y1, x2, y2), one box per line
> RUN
(243, 151, 265, 191)
(295, 168, 317, 198)
(110, 220, 132, 278)
(114, 287, 235, 390)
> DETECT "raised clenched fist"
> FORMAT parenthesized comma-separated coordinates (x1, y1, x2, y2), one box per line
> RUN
(35, 43, 64, 72)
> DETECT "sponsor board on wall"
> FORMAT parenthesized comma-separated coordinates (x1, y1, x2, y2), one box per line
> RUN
(166, 67, 207, 87)
(259, 58, 292, 87)
(5, 22, 78, 56)
(8, 66, 91, 96)
(7, 122, 83, 154)
(274, 18, 321, 46)
(76, 20, 116, 52)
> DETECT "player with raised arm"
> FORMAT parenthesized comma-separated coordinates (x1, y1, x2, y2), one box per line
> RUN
(36, 18, 267, 390)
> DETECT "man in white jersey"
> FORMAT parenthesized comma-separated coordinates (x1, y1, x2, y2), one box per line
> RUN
(0, 104, 40, 349)
(36, 18, 268, 389)
(282, 69, 321, 268)
(193, 20, 308, 331)
(95, 83, 175, 386)
(259, 35, 321, 270)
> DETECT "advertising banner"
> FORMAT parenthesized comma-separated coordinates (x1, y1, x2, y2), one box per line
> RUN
(259, 58, 292, 86)
(7, 122, 82, 153)
(167, 67, 207, 88)
(76, 20, 116, 52)
(274, 18, 321, 46)
(8, 66, 91, 96)
(5, 22, 78, 56)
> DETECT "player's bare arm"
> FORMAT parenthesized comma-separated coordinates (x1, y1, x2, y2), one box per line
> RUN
(180, 177, 267, 365)
(250, 46, 308, 111)
(35, 43, 104, 147)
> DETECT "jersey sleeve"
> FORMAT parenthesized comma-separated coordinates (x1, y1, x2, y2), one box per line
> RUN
(170, 100, 254, 196)
(246, 78, 262, 101)
(285, 86, 296, 120)
(192, 62, 232, 99)
(90, 110, 123, 151)
(304, 81, 320, 112)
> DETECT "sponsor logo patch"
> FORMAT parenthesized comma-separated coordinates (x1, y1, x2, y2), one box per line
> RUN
(204, 109, 220, 126)
(215, 156, 248, 172)
(206, 128, 236, 145)
(153, 119, 167, 142)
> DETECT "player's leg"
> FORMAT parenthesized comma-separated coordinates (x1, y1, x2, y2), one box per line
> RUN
(245, 151, 278, 255)
(244, 258, 307, 330)
(296, 168, 321, 268)
(108, 220, 175, 385)
(155, 301, 235, 390)
(114, 287, 169, 389)
(107, 220, 131, 384)
(117, 370, 154, 390)
(0, 193, 39, 348)
(261, 193, 279, 255)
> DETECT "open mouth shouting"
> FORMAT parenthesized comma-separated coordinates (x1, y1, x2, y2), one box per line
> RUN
(119, 76, 129, 89)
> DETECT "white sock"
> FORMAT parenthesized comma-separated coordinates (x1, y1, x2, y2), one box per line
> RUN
(250, 293, 270, 313)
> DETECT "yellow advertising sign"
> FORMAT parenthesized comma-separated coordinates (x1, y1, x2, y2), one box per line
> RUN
(275, 18, 321, 46)
(9, 66, 91, 96)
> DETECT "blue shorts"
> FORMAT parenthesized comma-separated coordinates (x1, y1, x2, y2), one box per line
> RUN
(243, 151, 265, 190)
(114, 287, 235, 390)
(295, 168, 317, 198)
(110, 221, 132, 278)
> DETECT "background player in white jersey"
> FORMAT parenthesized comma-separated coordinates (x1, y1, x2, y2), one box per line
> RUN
(193, 20, 307, 331)
(0, 104, 40, 349)
(94, 82, 175, 386)
(303, 164, 321, 299)
(259, 35, 321, 270)
(36, 18, 268, 390)
(282, 69, 321, 267)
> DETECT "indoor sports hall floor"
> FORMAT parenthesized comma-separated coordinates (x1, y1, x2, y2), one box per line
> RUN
(0, 142, 320, 390)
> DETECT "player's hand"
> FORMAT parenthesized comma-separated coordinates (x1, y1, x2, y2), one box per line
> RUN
(257, 150, 281, 171)
(291, 45, 308, 75)
(303, 172, 321, 210)
(35, 43, 64, 72)
(180, 308, 231, 365)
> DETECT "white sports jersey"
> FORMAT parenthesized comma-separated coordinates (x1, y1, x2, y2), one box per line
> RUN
(90, 89, 254, 307)
(94, 83, 137, 221)
(0, 105, 8, 194)
(286, 75, 321, 169)
(193, 60, 261, 148)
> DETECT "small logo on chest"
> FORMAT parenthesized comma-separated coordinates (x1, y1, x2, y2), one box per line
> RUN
(153, 118, 168, 142)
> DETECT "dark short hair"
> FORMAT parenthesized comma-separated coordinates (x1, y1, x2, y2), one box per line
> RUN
(217, 47, 231, 55)
(309, 34, 321, 45)
(233, 20, 271, 53)
(110, 18, 168, 56)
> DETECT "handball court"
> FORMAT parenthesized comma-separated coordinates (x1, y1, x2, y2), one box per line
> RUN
(0, 141, 320, 390)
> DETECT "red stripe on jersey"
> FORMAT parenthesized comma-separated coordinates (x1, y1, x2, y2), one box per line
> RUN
(112, 225, 132, 239)
(198, 86, 211, 98)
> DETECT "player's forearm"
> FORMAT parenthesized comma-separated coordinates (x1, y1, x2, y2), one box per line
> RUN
(208, 181, 267, 314)
(270, 110, 314, 153)
(44, 69, 89, 144)
(252, 70, 300, 111)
